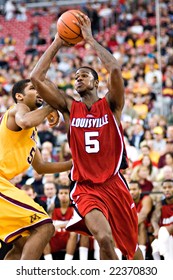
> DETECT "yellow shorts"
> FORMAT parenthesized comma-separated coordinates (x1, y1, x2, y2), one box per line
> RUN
(0, 176, 52, 244)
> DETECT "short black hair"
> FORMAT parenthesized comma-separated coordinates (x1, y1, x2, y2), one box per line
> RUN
(77, 66, 99, 80)
(129, 180, 140, 188)
(57, 185, 70, 191)
(162, 179, 173, 184)
(11, 79, 30, 103)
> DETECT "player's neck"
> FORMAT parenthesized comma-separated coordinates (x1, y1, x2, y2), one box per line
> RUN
(81, 95, 100, 110)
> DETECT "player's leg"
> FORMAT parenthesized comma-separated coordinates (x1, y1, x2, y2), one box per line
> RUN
(133, 246, 144, 260)
(138, 222, 147, 259)
(4, 237, 27, 260)
(43, 242, 53, 260)
(79, 235, 89, 260)
(65, 232, 78, 260)
(20, 223, 54, 260)
(85, 209, 118, 260)
(158, 226, 171, 260)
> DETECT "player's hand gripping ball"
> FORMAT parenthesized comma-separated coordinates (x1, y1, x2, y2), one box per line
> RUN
(57, 10, 84, 45)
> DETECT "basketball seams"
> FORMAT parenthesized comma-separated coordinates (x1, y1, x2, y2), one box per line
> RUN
(57, 9, 83, 45)
(59, 18, 81, 38)
(68, 11, 82, 25)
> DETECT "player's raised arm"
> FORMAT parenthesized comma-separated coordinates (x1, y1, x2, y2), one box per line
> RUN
(76, 13, 125, 120)
(30, 34, 72, 114)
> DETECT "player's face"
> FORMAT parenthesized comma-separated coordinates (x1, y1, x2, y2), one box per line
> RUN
(23, 82, 43, 109)
(58, 189, 70, 204)
(162, 182, 173, 199)
(74, 69, 96, 95)
(129, 184, 141, 201)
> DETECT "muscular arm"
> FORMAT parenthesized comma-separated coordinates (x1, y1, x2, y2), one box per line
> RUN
(138, 195, 153, 225)
(78, 13, 124, 122)
(150, 201, 162, 237)
(32, 148, 72, 174)
(8, 103, 55, 130)
(88, 39, 124, 111)
(30, 36, 72, 114)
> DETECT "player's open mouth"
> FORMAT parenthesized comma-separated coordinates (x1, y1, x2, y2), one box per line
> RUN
(76, 83, 83, 87)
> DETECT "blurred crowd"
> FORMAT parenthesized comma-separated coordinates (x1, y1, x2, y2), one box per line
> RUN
(0, 0, 173, 260)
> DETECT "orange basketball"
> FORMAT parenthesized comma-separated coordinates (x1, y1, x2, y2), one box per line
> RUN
(57, 10, 84, 45)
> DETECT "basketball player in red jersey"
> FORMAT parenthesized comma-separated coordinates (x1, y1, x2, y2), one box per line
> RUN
(151, 179, 173, 260)
(30, 13, 143, 260)
(129, 180, 153, 259)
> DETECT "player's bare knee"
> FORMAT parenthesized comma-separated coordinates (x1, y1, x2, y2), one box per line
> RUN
(97, 232, 113, 249)
(37, 222, 55, 238)
(47, 223, 55, 237)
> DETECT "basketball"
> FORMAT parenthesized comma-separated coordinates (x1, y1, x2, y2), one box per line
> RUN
(57, 10, 84, 45)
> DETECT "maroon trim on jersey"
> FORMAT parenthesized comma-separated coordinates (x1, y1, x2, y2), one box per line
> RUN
(112, 115, 124, 175)
(0, 192, 46, 215)
(0, 115, 4, 124)
(4, 219, 52, 243)
(118, 171, 129, 190)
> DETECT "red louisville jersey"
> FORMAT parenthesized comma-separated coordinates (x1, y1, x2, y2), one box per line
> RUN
(69, 97, 124, 183)
(160, 199, 173, 227)
(50, 207, 74, 253)
(52, 206, 73, 221)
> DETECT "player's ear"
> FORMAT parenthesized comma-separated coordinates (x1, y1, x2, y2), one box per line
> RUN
(95, 80, 99, 88)
(15, 93, 24, 101)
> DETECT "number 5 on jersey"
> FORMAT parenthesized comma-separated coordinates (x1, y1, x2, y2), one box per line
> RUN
(85, 131, 99, 153)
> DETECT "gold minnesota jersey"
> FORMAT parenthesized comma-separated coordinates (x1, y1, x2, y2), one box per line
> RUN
(0, 107, 37, 180)
(0, 107, 52, 245)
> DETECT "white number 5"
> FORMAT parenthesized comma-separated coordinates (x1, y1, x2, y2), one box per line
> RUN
(85, 131, 100, 153)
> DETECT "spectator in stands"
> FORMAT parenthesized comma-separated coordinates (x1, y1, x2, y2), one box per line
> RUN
(122, 97, 138, 120)
(25, 169, 44, 197)
(56, 171, 71, 187)
(21, 184, 47, 212)
(4, 0, 16, 21)
(37, 119, 57, 146)
(26, 33, 38, 48)
(0, 25, 4, 45)
(152, 126, 167, 153)
(58, 139, 72, 162)
(166, 125, 173, 143)
(42, 140, 59, 162)
(129, 119, 145, 150)
(158, 140, 173, 168)
(29, 18, 42, 38)
(123, 136, 139, 163)
(82, 2, 100, 34)
(43, 181, 58, 215)
(15, 2, 27, 22)
(133, 143, 159, 167)
(42, 173, 56, 185)
(131, 165, 154, 194)
(49, 17, 58, 42)
(41, 147, 55, 163)
(132, 155, 159, 183)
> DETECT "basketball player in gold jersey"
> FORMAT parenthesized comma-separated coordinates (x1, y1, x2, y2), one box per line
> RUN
(0, 79, 72, 260)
